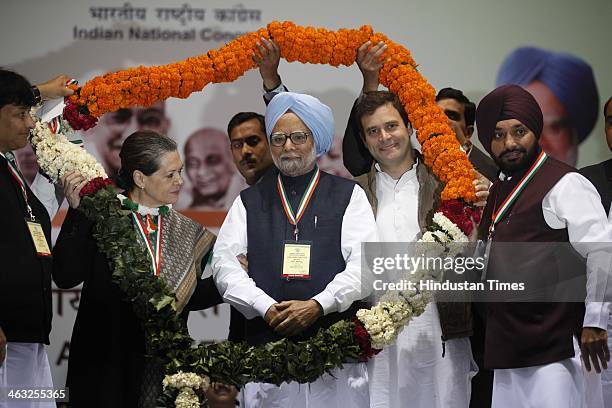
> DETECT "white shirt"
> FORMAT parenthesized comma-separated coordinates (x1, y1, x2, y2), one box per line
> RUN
(369, 162, 476, 408)
(212, 184, 378, 319)
(500, 171, 612, 329)
(30, 174, 64, 219)
(374, 161, 420, 241)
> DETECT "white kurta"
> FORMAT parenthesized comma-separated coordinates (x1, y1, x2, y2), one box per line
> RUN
(242, 364, 369, 408)
(212, 184, 377, 408)
(0, 343, 54, 408)
(368, 162, 477, 408)
(29, 173, 64, 219)
(491, 172, 612, 408)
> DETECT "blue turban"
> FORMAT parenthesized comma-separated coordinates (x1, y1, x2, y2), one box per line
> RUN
(265, 92, 334, 157)
(496, 46, 599, 144)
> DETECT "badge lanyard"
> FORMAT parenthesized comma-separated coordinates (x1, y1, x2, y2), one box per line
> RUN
(277, 168, 320, 241)
(132, 212, 163, 276)
(5, 153, 52, 257)
(5, 154, 35, 220)
(488, 151, 548, 239)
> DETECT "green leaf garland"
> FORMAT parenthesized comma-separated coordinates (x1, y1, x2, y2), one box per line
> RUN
(78, 185, 362, 389)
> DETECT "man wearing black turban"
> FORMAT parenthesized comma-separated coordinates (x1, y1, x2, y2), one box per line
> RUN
(475, 85, 612, 408)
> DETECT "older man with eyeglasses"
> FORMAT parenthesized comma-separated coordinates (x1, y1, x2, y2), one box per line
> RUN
(212, 92, 377, 408)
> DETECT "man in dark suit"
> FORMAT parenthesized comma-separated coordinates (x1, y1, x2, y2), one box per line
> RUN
(435, 87, 498, 408)
(580, 96, 612, 407)
(436, 87, 498, 181)
(0, 69, 72, 397)
(580, 96, 612, 217)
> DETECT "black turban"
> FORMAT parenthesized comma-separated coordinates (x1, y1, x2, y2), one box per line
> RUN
(476, 84, 543, 156)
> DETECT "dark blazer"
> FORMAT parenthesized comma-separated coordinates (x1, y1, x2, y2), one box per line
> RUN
(469, 145, 498, 182)
(0, 155, 53, 344)
(580, 158, 612, 215)
(478, 157, 584, 369)
(53, 208, 222, 407)
(342, 98, 375, 177)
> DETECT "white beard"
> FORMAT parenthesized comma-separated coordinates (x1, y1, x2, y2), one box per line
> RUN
(272, 146, 317, 177)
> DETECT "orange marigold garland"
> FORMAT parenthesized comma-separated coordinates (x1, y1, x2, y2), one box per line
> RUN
(66, 21, 477, 202)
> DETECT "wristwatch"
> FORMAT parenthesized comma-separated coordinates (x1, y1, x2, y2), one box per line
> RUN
(31, 85, 42, 104)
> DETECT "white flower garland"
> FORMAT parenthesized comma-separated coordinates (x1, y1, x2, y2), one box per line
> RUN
(29, 108, 106, 183)
(356, 286, 432, 349)
(355, 212, 468, 349)
(432, 212, 468, 242)
(357, 294, 423, 349)
(175, 388, 199, 408)
(163, 371, 210, 408)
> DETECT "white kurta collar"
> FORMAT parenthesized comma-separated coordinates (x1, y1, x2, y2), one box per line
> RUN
(374, 159, 420, 242)
(374, 158, 418, 188)
(498, 171, 512, 181)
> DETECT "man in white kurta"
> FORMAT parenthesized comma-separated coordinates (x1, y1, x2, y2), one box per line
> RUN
(488, 169, 611, 408)
(213, 92, 377, 408)
(368, 162, 478, 408)
(475, 84, 612, 408)
(346, 90, 487, 408)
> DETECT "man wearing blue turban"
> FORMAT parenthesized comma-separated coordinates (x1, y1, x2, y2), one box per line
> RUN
(496, 46, 600, 166)
(213, 92, 377, 408)
(264, 92, 334, 158)
(257, 41, 489, 408)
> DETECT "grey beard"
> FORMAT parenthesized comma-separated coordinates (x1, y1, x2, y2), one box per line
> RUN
(273, 148, 317, 177)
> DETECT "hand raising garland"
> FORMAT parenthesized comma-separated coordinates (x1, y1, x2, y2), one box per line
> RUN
(65, 21, 477, 202)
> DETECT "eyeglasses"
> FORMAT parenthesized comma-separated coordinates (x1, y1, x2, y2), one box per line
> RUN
(270, 131, 310, 147)
(493, 125, 530, 140)
(230, 136, 262, 150)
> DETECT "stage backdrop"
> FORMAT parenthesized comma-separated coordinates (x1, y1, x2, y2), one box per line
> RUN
(2, 0, 611, 388)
